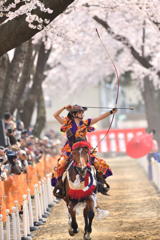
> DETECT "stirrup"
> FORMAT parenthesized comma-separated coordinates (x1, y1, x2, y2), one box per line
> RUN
(98, 182, 110, 195)
(101, 186, 110, 195)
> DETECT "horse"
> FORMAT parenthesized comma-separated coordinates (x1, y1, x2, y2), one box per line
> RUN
(62, 140, 97, 240)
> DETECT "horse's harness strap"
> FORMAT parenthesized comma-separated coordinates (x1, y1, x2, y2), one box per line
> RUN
(71, 141, 91, 165)
(62, 160, 73, 182)
(67, 167, 96, 191)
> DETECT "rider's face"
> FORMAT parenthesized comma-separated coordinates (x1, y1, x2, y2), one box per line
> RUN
(76, 111, 84, 119)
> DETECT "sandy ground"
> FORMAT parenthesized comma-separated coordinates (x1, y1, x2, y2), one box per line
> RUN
(32, 157, 160, 240)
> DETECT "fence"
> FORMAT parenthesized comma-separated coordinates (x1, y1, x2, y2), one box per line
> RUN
(137, 156, 160, 191)
(87, 128, 146, 153)
(0, 154, 59, 239)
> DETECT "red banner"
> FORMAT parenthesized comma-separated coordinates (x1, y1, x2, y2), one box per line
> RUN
(87, 128, 146, 153)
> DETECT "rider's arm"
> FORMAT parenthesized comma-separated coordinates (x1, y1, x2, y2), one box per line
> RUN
(53, 104, 72, 125)
(91, 109, 118, 125)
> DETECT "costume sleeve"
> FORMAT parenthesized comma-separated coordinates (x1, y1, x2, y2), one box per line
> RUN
(60, 117, 72, 132)
(83, 118, 95, 132)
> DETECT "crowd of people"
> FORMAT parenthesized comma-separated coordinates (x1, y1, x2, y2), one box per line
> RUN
(0, 112, 64, 182)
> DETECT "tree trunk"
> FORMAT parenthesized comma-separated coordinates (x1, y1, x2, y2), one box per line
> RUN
(0, 42, 28, 117)
(0, 54, 9, 107)
(20, 41, 51, 128)
(32, 86, 46, 138)
(141, 77, 160, 145)
(10, 40, 39, 114)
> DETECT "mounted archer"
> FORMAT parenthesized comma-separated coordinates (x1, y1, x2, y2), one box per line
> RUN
(51, 104, 118, 198)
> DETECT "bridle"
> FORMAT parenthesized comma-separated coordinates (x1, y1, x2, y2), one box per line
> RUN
(72, 141, 91, 176)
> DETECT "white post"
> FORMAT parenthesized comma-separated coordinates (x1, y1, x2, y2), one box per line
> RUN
(33, 185, 43, 227)
(39, 182, 44, 215)
(41, 180, 46, 213)
(0, 214, 4, 240)
(37, 183, 42, 219)
(47, 174, 55, 207)
(6, 209, 10, 240)
(27, 189, 33, 227)
(27, 189, 38, 231)
(49, 173, 54, 203)
(26, 192, 30, 236)
(15, 201, 21, 240)
(43, 178, 48, 210)
(22, 195, 28, 238)
(158, 163, 160, 191)
(46, 174, 51, 205)
(44, 178, 51, 213)
(34, 185, 39, 222)
(44, 178, 49, 207)
(12, 207, 17, 240)
(39, 182, 48, 219)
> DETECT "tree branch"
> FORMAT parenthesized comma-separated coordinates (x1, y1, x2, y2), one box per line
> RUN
(0, 1, 25, 24)
(93, 16, 153, 69)
(0, 0, 74, 57)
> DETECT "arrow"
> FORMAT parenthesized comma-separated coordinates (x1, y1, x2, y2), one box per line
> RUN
(86, 106, 134, 110)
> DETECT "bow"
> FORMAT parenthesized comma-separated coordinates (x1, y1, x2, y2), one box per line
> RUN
(94, 29, 119, 149)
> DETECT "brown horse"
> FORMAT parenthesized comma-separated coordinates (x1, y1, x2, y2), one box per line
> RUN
(62, 140, 97, 240)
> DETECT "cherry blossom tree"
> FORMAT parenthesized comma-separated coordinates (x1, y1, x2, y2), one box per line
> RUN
(90, 1, 160, 143)
(0, 0, 75, 135)
(42, 0, 160, 143)
(0, 39, 51, 136)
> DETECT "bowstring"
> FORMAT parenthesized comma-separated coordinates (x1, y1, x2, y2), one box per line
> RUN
(91, 29, 119, 153)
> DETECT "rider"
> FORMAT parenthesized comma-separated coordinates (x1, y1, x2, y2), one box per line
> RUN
(52, 104, 118, 198)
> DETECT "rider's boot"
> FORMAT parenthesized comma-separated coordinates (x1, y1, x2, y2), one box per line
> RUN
(96, 172, 110, 195)
(53, 178, 64, 199)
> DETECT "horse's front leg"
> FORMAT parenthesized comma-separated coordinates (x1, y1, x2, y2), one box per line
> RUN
(68, 202, 79, 236)
(84, 199, 95, 240)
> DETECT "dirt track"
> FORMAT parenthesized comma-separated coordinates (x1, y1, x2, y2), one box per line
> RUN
(32, 157, 160, 240)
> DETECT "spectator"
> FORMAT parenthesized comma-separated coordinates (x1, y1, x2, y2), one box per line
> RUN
(149, 130, 159, 162)
(47, 128, 56, 140)
(4, 112, 12, 129)
(28, 126, 33, 136)
(0, 110, 65, 183)
(17, 150, 28, 173)
(27, 135, 36, 145)
(42, 136, 49, 147)
(20, 136, 27, 150)
(21, 129, 29, 138)
(4, 150, 21, 175)
(6, 124, 17, 146)
(147, 129, 160, 180)
(26, 141, 35, 165)
(0, 147, 8, 181)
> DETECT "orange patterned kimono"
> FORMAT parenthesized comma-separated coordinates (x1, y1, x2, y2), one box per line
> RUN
(52, 117, 112, 186)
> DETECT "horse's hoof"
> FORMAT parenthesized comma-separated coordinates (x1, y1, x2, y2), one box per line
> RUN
(73, 228, 79, 234)
(84, 233, 91, 240)
(69, 229, 75, 236)
(84, 237, 91, 240)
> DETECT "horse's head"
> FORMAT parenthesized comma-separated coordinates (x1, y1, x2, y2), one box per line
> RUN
(72, 141, 91, 178)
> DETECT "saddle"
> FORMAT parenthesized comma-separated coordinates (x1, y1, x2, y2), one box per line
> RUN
(53, 163, 110, 199)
